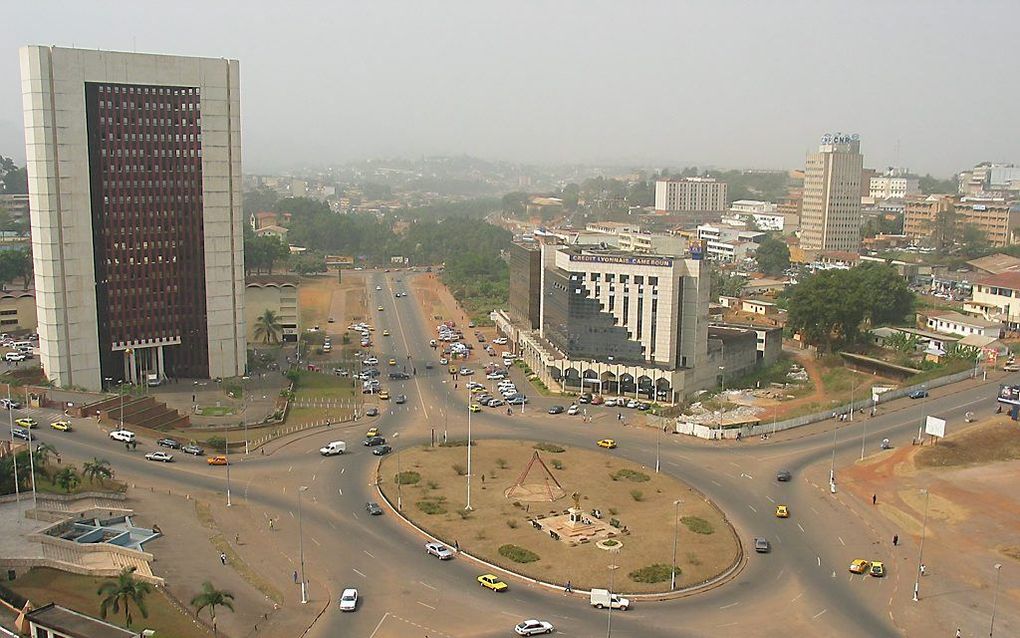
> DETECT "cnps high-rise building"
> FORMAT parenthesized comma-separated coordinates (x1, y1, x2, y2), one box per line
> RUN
(800, 133, 864, 252)
(20, 46, 246, 391)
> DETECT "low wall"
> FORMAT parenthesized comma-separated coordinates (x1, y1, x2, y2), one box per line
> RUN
(669, 368, 977, 439)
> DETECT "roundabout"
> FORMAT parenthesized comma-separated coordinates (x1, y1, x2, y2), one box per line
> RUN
(377, 439, 741, 593)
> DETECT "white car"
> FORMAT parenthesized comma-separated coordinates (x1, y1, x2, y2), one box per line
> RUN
(338, 588, 358, 611)
(626, 400, 640, 409)
(486, 372, 506, 380)
(515, 619, 554, 636)
(503, 359, 514, 367)
(376, 285, 382, 290)
(493, 337, 508, 345)
(109, 429, 136, 443)
(425, 542, 454, 560)
(567, 404, 580, 415)
(144, 451, 174, 463)
(4, 352, 25, 362)
(364, 357, 379, 365)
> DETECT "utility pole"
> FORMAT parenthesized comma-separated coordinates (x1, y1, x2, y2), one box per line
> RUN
(7, 384, 21, 510)
(913, 488, 930, 602)
(465, 379, 473, 510)
(298, 486, 308, 603)
(670, 499, 682, 590)
(989, 563, 1003, 637)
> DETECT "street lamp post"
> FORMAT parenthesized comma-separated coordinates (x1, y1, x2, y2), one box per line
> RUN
(242, 377, 249, 455)
(297, 485, 308, 604)
(465, 380, 473, 511)
(913, 488, 930, 602)
(606, 561, 620, 638)
(655, 424, 661, 473)
(916, 385, 929, 443)
(7, 385, 21, 509)
(829, 417, 838, 491)
(670, 499, 682, 590)
(718, 366, 726, 392)
(989, 563, 1003, 637)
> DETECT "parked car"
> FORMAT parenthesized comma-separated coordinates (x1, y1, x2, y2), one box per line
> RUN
(145, 451, 174, 463)
(338, 588, 358, 611)
(365, 502, 383, 515)
(425, 542, 454, 559)
(157, 437, 180, 449)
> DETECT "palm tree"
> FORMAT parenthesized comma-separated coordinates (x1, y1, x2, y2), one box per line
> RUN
(82, 457, 114, 484)
(53, 466, 80, 493)
(98, 566, 152, 628)
(253, 309, 282, 344)
(191, 581, 235, 635)
(31, 442, 58, 480)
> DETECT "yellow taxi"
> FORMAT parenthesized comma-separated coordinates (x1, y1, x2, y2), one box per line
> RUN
(470, 386, 485, 394)
(775, 505, 790, 518)
(207, 455, 229, 466)
(869, 561, 886, 577)
(477, 574, 508, 592)
(388, 358, 398, 366)
(377, 306, 385, 312)
(849, 559, 871, 574)
(15, 417, 37, 429)
(379, 390, 390, 400)
(449, 365, 458, 375)
(49, 420, 73, 432)
(596, 438, 617, 449)
(365, 427, 380, 438)
(469, 403, 482, 413)
(383, 330, 391, 337)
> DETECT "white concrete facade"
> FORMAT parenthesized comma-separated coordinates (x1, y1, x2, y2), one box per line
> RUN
(20, 46, 246, 390)
(655, 177, 727, 213)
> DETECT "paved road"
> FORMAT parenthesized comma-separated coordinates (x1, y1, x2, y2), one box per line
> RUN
(9, 269, 1015, 637)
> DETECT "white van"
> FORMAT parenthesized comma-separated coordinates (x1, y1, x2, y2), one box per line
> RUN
(319, 441, 347, 456)
(590, 588, 629, 610)
(12, 341, 32, 351)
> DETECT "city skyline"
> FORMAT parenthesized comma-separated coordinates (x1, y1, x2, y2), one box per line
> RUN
(2, 1, 1019, 176)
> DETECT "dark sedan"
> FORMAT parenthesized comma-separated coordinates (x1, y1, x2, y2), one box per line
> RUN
(363, 436, 386, 447)
(372, 445, 392, 456)
(157, 437, 181, 449)
(366, 502, 383, 515)
(547, 405, 565, 415)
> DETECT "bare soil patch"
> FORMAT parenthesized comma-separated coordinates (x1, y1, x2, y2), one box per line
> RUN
(915, 419, 1020, 468)
(378, 440, 740, 593)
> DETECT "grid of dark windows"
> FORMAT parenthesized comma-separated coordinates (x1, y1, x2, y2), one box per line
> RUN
(85, 82, 209, 379)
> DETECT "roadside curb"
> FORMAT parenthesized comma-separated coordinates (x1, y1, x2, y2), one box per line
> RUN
(373, 458, 747, 601)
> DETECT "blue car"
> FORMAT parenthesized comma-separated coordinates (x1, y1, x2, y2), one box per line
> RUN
(907, 389, 928, 399)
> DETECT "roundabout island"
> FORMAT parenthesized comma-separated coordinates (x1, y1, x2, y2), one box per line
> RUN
(377, 439, 741, 594)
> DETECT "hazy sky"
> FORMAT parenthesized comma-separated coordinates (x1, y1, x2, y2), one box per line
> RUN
(2, 1, 1018, 176)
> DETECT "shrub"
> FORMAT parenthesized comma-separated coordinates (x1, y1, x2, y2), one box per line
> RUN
(416, 498, 447, 515)
(686, 552, 701, 566)
(439, 439, 475, 448)
(628, 563, 676, 583)
(457, 510, 472, 520)
(681, 516, 714, 535)
(496, 458, 509, 469)
(608, 508, 618, 516)
(550, 459, 564, 470)
(395, 471, 421, 485)
(630, 489, 644, 502)
(498, 544, 540, 563)
(533, 442, 565, 453)
(506, 519, 518, 529)
(452, 464, 467, 476)
(206, 436, 227, 453)
(612, 469, 650, 482)
(426, 480, 439, 490)
(602, 539, 619, 547)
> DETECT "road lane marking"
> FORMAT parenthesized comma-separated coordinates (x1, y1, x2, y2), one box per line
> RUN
(797, 523, 805, 533)
(289, 511, 294, 519)
(500, 611, 518, 617)
(711, 480, 722, 487)
(719, 602, 739, 610)
(817, 556, 821, 566)
(812, 609, 827, 619)
(368, 612, 390, 638)
(353, 568, 367, 577)
(766, 496, 775, 503)
(791, 592, 803, 602)
(775, 568, 785, 581)
(288, 466, 293, 473)
(353, 512, 359, 519)
(341, 467, 345, 474)
(419, 580, 435, 590)
(364, 550, 375, 558)
(417, 601, 436, 610)
(310, 537, 321, 546)
(838, 536, 845, 546)
(748, 505, 757, 513)
(338, 488, 343, 496)
(311, 473, 316, 482)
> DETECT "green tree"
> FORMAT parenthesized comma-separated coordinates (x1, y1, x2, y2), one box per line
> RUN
(959, 224, 989, 258)
(0, 156, 28, 194)
(97, 566, 152, 627)
(755, 236, 790, 275)
(710, 268, 748, 299)
(501, 192, 528, 217)
(82, 457, 114, 484)
(53, 466, 81, 493)
(190, 581, 235, 636)
(253, 309, 283, 344)
(918, 173, 957, 195)
(242, 187, 280, 218)
(855, 263, 914, 327)
(292, 254, 326, 275)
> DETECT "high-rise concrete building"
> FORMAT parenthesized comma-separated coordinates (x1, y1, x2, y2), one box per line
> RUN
(20, 46, 246, 391)
(800, 134, 864, 252)
(654, 177, 727, 215)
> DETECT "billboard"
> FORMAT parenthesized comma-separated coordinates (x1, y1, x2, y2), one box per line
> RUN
(998, 384, 1020, 405)
(924, 416, 946, 438)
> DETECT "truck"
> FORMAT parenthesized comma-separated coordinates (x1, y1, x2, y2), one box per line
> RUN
(589, 588, 629, 610)
(319, 441, 347, 456)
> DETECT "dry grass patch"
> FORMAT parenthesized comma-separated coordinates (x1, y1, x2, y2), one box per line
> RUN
(915, 420, 1020, 468)
(379, 440, 739, 593)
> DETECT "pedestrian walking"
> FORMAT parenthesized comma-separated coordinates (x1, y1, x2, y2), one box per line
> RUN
(565, 580, 572, 593)
(235, 533, 240, 545)
(219, 552, 227, 565)
(293, 570, 298, 583)
(955, 628, 961, 638)
(268, 518, 274, 530)
(872, 494, 877, 505)
(920, 563, 926, 576)
(454, 540, 459, 552)
(893, 534, 898, 546)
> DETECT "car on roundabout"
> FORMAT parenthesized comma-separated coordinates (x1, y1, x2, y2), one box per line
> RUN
(382, 329, 390, 336)
(338, 588, 358, 611)
(181, 443, 205, 456)
(365, 407, 379, 417)
(907, 389, 928, 399)
(469, 403, 482, 413)
(775, 504, 789, 518)
(16, 417, 37, 429)
(366, 427, 380, 438)
(363, 436, 386, 447)
(596, 439, 617, 449)
(109, 429, 136, 443)
(372, 445, 392, 456)
(425, 542, 454, 559)
(379, 390, 390, 400)
(377, 306, 384, 312)
(50, 420, 73, 432)
(515, 619, 554, 636)
(478, 574, 508, 592)
(388, 358, 397, 366)
(156, 437, 180, 448)
(394, 394, 407, 404)
(776, 470, 792, 482)
(849, 559, 871, 574)
(11, 427, 33, 441)
(869, 561, 886, 577)
(754, 537, 770, 553)
(547, 405, 564, 415)
(207, 455, 229, 466)
(365, 502, 383, 516)
(145, 451, 174, 463)
(567, 404, 580, 415)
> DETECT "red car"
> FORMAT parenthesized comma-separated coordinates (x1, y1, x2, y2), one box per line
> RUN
(591, 395, 605, 405)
